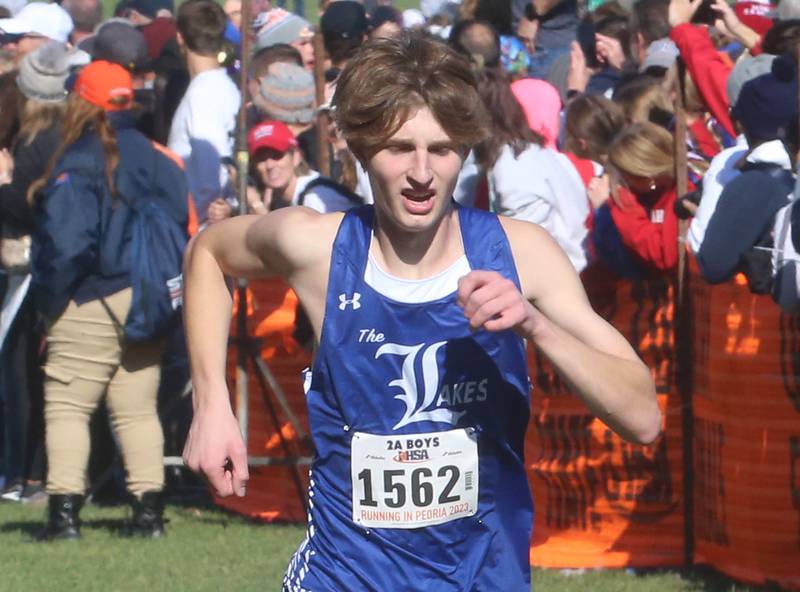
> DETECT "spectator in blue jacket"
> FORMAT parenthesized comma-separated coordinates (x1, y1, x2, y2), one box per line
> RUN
(29, 60, 188, 541)
(697, 56, 798, 296)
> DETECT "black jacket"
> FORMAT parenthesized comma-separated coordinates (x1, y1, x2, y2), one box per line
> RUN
(0, 124, 60, 234)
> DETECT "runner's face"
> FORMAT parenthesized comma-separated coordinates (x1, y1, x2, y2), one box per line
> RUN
(366, 106, 464, 233)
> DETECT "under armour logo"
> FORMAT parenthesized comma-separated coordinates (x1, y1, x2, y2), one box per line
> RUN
(339, 292, 361, 310)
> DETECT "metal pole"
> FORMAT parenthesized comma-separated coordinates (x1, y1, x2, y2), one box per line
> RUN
(313, 31, 331, 178)
(235, 0, 253, 445)
(674, 63, 689, 306)
(674, 59, 694, 571)
(230, 5, 313, 480)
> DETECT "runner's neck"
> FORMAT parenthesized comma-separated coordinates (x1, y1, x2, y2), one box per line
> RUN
(370, 207, 464, 281)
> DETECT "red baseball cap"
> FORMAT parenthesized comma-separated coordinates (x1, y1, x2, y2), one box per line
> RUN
(735, 0, 775, 36)
(247, 120, 298, 155)
(75, 60, 133, 111)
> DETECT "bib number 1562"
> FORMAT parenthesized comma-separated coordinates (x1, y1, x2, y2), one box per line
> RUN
(350, 429, 479, 529)
(357, 464, 462, 508)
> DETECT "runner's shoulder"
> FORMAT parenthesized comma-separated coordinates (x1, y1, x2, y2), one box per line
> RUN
(497, 214, 580, 300)
(498, 215, 563, 259)
(250, 207, 345, 273)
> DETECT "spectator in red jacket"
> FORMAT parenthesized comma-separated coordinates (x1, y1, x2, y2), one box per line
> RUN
(668, 0, 736, 137)
(600, 122, 685, 273)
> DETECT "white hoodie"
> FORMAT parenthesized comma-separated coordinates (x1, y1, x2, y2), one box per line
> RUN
(488, 143, 590, 272)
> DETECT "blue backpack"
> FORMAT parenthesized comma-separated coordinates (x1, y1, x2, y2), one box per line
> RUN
(97, 145, 188, 343)
(123, 195, 187, 342)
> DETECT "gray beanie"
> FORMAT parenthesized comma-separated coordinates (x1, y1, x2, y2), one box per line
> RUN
(727, 53, 777, 108)
(640, 38, 679, 72)
(778, 0, 800, 20)
(257, 62, 315, 125)
(17, 41, 70, 103)
(254, 13, 312, 52)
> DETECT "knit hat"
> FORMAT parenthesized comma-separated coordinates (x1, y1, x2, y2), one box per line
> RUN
(320, 1, 367, 42)
(511, 79, 561, 149)
(0, 2, 73, 43)
(727, 53, 776, 107)
(778, 0, 800, 20)
(640, 38, 679, 72)
(248, 120, 298, 155)
(254, 11, 312, 52)
(16, 41, 70, 103)
(79, 21, 149, 72)
(257, 62, 315, 124)
(735, 0, 775, 35)
(75, 60, 133, 111)
(732, 56, 798, 142)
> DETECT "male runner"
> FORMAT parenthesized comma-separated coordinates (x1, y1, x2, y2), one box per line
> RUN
(182, 34, 660, 591)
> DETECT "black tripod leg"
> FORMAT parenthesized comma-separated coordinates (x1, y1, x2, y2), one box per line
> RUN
(247, 342, 309, 515)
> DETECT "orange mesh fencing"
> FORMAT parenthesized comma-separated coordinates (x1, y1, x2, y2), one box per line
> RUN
(527, 265, 685, 568)
(215, 264, 800, 589)
(214, 278, 312, 522)
(688, 258, 800, 591)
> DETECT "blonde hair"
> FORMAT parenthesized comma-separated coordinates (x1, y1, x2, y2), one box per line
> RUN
(615, 79, 674, 126)
(608, 122, 675, 180)
(17, 96, 65, 146)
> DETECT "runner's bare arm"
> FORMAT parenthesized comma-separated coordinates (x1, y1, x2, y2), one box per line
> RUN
(182, 208, 340, 496)
(458, 218, 661, 445)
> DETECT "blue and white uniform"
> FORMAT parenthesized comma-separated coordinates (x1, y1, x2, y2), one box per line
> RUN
(284, 204, 533, 591)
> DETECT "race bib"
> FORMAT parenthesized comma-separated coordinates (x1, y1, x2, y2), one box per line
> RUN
(350, 428, 479, 529)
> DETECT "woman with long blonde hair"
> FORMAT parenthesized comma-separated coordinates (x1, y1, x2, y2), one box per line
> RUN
(592, 122, 687, 275)
(29, 61, 188, 541)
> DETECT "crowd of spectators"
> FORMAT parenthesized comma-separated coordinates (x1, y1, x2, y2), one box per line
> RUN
(0, 0, 799, 539)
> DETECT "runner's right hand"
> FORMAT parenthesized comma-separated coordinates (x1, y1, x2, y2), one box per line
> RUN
(183, 397, 249, 498)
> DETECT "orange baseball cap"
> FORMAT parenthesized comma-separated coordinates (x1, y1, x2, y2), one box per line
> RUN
(75, 60, 133, 112)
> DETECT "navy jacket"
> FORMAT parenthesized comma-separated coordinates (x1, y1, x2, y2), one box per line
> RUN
(31, 111, 188, 321)
(697, 167, 793, 287)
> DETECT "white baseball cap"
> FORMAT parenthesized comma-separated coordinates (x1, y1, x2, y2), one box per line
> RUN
(0, 0, 28, 16)
(0, 3, 73, 43)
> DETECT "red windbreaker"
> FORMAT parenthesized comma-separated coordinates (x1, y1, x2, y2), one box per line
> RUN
(670, 24, 736, 138)
(608, 185, 683, 271)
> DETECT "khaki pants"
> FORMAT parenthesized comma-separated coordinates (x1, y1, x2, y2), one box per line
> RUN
(43, 288, 165, 497)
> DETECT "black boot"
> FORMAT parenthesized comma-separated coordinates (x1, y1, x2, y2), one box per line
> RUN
(37, 494, 83, 541)
(124, 491, 165, 538)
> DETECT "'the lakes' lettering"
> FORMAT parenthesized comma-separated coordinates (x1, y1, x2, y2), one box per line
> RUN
(359, 328, 385, 343)
(436, 379, 488, 406)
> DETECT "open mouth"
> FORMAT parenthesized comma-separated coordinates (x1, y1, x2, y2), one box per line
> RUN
(401, 189, 436, 214)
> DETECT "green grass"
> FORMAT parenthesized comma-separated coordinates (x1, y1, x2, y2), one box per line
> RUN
(0, 499, 770, 592)
(0, 500, 305, 592)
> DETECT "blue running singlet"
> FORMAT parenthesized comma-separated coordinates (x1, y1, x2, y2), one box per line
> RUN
(283, 204, 533, 592)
